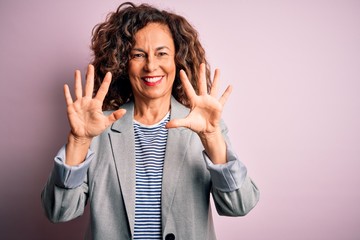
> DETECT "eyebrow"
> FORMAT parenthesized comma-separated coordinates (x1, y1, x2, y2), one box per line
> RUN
(131, 46, 171, 52)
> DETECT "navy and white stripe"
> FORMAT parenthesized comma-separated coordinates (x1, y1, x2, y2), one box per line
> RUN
(133, 113, 170, 240)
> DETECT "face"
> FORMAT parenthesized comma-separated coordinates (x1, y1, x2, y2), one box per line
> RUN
(128, 23, 176, 103)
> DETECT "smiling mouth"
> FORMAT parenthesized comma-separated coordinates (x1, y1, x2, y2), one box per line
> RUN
(141, 76, 163, 86)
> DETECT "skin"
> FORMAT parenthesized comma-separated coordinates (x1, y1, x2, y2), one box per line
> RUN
(128, 23, 176, 125)
(64, 23, 232, 166)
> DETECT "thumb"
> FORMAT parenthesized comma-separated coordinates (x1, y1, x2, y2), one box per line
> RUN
(165, 118, 190, 129)
(108, 109, 127, 123)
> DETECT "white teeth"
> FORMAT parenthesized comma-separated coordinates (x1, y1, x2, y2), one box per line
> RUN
(143, 76, 162, 82)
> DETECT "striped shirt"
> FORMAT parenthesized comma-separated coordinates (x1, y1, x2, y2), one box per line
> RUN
(133, 113, 170, 240)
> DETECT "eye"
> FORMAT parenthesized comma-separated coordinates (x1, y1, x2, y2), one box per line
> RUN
(157, 52, 168, 57)
(131, 53, 146, 59)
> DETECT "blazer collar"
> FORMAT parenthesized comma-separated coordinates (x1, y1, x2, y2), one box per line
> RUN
(110, 96, 190, 132)
(110, 101, 135, 133)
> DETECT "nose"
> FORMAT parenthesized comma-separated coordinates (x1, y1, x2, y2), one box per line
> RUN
(144, 55, 158, 72)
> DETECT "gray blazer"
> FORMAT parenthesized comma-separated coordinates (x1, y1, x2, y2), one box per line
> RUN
(42, 97, 259, 240)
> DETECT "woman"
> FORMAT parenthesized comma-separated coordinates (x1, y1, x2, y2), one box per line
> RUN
(42, 2, 259, 240)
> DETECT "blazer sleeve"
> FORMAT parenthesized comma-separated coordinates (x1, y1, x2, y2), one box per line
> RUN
(41, 146, 93, 223)
(204, 121, 260, 216)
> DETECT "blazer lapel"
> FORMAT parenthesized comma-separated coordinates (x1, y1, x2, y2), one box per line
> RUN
(108, 102, 136, 236)
(161, 97, 192, 230)
(107, 98, 193, 235)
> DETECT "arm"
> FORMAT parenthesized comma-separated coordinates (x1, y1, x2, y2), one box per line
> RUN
(63, 64, 125, 166)
(211, 175, 259, 216)
(41, 146, 94, 222)
(41, 64, 126, 222)
(167, 63, 259, 215)
(166, 63, 231, 164)
(204, 133, 260, 216)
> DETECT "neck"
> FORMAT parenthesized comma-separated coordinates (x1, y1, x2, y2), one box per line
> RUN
(133, 96, 171, 125)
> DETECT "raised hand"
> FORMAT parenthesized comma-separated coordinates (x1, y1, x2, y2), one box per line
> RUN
(166, 63, 232, 164)
(166, 63, 232, 135)
(64, 64, 126, 165)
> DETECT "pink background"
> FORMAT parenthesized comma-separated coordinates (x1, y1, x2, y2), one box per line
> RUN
(1, 0, 359, 239)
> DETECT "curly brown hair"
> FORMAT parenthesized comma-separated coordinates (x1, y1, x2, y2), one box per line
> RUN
(91, 2, 211, 110)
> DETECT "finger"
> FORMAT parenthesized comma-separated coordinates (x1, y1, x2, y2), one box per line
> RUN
(198, 63, 207, 95)
(108, 109, 127, 123)
(219, 85, 233, 106)
(180, 70, 197, 100)
(84, 64, 95, 97)
(74, 70, 83, 100)
(210, 68, 220, 97)
(165, 118, 190, 129)
(94, 71, 112, 102)
(63, 84, 73, 106)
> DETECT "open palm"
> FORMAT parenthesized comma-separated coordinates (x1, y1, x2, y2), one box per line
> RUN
(166, 63, 232, 135)
(64, 65, 126, 141)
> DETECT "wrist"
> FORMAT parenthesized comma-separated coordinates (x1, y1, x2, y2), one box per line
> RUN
(198, 128, 227, 165)
(68, 132, 92, 146)
(65, 133, 92, 166)
(198, 127, 222, 142)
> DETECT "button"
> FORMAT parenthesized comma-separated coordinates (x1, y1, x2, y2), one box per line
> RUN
(165, 233, 175, 240)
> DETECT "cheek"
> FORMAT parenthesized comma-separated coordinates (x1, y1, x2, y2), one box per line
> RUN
(165, 60, 176, 75)
(127, 66, 139, 87)
(128, 60, 143, 73)
(127, 63, 136, 76)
